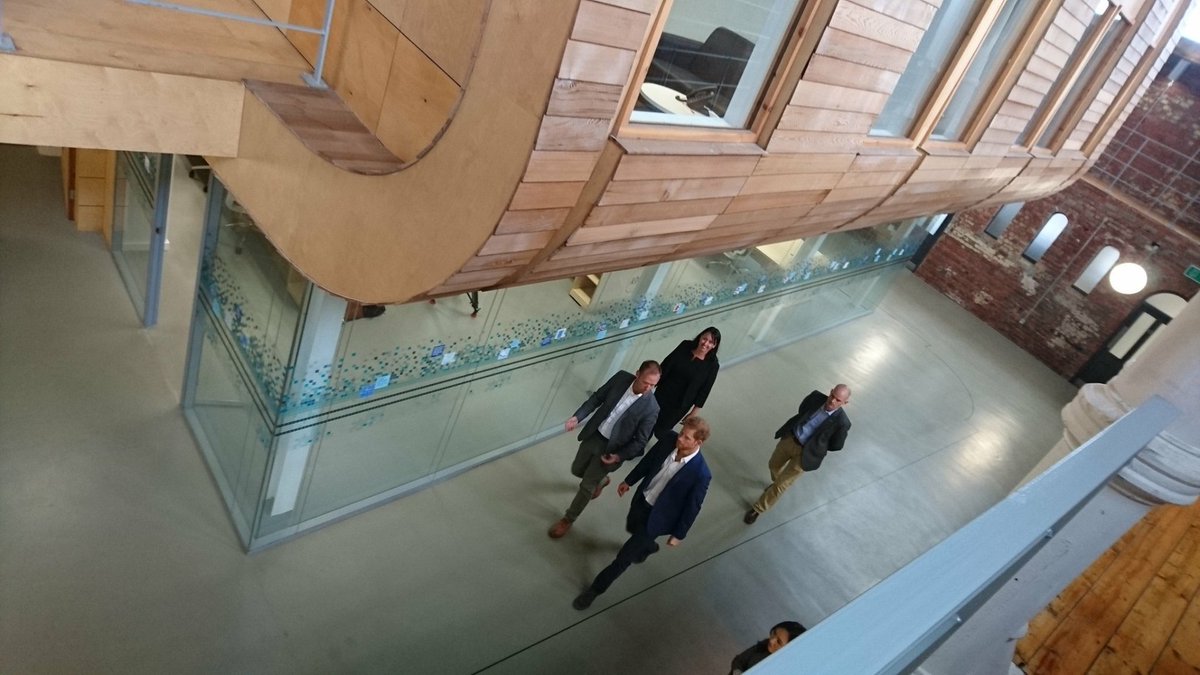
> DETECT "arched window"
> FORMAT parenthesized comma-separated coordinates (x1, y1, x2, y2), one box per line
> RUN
(984, 202, 1023, 238)
(1023, 212, 1069, 262)
(1072, 245, 1120, 293)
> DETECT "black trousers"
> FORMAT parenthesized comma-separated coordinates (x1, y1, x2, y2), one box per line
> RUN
(590, 494, 660, 594)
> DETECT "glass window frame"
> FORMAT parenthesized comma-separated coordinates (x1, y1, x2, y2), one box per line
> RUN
(616, 0, 832, 146)
(1015, 3, 1118, 150)
(929, 0, 1052, 144)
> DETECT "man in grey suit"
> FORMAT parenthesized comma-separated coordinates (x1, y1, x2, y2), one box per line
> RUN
(744, 384, 851, 524)
(549, 361, 661, 539)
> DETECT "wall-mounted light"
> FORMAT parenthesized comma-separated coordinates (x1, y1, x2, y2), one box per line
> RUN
(1108, 262, 1148, 294)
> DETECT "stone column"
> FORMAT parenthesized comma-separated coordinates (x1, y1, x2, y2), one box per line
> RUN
(917, 296, 1200, 675)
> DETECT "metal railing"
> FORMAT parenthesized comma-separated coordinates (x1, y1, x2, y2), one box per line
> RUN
(125, 0, 336, 87)
(752, 395, 1179, 675)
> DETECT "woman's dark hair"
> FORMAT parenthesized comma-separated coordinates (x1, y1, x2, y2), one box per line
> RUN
(691, 326, 722, 359)
(772, 621, 806, 641)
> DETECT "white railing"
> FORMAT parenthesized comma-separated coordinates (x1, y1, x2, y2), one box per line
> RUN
(125, 0, 336, 87)
(752, 395, 1179, 675)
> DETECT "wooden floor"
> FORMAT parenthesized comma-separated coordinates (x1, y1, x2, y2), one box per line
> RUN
(5, 0, 310, 84)
(1016, 497, 1200, 674)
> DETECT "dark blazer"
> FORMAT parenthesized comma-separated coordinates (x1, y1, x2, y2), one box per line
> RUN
(573, 370, 660, 462)
(624, 431, 712, 540)
(773, 390, 851, 471)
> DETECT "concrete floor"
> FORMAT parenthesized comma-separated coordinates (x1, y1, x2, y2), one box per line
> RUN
(0, 145, 1078, 674)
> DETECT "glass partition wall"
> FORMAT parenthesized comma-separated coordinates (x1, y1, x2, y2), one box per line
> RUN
(111, 152, 172, 325)
(183, 179, 928, 550)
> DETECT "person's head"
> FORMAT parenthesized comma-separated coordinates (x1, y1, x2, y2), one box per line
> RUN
(766, 621, 806, 654)
(824, 384, 851, 412)
(675, 416, 710, 457)
(691, 327, 721, 359)
(632, 360, 662, 394)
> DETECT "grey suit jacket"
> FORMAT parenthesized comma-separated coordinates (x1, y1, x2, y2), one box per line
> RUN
(573, 370, 660, 462)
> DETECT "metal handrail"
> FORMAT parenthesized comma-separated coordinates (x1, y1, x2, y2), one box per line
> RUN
(125, 0, 336, 87)
(751, 395, 1179, 675)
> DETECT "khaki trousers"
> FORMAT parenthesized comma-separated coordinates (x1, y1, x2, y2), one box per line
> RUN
(752, 434, 805, 514)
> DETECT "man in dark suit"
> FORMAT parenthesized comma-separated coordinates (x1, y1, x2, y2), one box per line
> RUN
(549, 361, 662, 539)
(573, 416, 713, 609)
(744, 384, 851, 524)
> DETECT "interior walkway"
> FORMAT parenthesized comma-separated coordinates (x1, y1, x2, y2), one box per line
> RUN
(0, 145, 1077, 674)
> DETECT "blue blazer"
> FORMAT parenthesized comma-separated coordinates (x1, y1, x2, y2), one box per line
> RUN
(624, 431, 712, 540)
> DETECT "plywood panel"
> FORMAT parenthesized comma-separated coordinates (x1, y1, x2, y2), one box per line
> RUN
(373, 31, 462, 161)
(0, 56, 243, 156)
(326, 0, 400, 132)
(398, 0, 488, 84)
(8, 0, 311, 84)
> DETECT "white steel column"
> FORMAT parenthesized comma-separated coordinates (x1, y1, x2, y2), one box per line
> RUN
(917, 296, 1200, 675)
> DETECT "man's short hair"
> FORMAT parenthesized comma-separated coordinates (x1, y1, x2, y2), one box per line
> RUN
(681, 416, 710, 442)
(637, 360, 662, 376)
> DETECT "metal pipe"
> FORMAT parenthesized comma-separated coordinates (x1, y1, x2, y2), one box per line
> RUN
(302, 0, 337, 88)
(125, 0, 323, 34)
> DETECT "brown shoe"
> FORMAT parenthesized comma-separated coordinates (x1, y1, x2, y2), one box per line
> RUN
(591, 476, 612, 500)
(548, 518, 572, 539)
(743, 509, 759, 524)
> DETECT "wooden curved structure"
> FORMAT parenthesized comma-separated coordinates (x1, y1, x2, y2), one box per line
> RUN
(0, 0, 1190, 303)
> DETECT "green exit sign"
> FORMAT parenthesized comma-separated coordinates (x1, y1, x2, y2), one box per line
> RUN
(1188, 265, 1200, 285)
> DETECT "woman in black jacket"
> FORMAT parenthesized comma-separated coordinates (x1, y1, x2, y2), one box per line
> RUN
(730, 621, 806, 673)
(653, 326, 721, 438)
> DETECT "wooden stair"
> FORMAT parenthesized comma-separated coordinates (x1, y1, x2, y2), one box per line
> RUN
(245, 80, 405, 176)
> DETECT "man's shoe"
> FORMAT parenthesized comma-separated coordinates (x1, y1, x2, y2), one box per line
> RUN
(573, 589, 597, 610)
(591, 476, 611, 500)
(548, 518, 572, 539)
(743, 509, 759, 525)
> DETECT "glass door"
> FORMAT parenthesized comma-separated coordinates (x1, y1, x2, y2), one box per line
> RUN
(111, 152, 172, 326)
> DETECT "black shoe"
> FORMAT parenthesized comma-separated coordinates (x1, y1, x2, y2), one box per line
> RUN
(573, 589, 597, 610)
(743, 509, 759, 524)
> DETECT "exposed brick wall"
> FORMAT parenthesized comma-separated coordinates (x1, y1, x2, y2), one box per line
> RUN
(1091, 58, 1200, 239)
(915, 53, 1200, 380)
(917, 180, 1198, 378)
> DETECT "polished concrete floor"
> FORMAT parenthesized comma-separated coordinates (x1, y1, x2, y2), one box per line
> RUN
(0, 145, 1079, 674)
